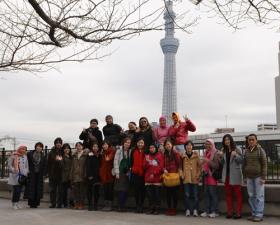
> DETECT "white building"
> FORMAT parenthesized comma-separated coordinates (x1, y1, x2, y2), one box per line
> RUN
(258, 123, 278, 131)
(276, 42, 280, 129)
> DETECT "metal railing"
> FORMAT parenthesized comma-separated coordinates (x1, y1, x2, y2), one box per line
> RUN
(1, 145, 279, 183)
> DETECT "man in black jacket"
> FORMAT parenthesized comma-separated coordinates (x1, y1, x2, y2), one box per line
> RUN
(102, 115, 123, 147)
(79, 119, 103, 149)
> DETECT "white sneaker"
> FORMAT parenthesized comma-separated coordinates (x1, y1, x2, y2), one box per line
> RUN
(193, 209, 198, 217)
(185, 210, 191, 217)
(12, 203, 18, 210)
(208, 212, 216, 218)
(16, 203, 22, 209)
(201, 212, 208, 217)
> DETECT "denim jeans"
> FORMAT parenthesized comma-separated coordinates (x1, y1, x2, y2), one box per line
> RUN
(247, 177, 265, 218)
(204, 185, 218, 214)
(12, 185, 22, 203)
(184, 184, 199, 211)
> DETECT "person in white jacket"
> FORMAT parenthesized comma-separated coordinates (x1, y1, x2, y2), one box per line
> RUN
(8, 145, 29, 209)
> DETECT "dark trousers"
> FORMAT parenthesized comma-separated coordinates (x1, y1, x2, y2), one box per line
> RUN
(166, 186, 178, 209)
(146, 185, 161, 207)
(28, 173, 40, 207)
(204, 185, 218, 214)
(103, 182, 114, 201)
(184, 183, 199, 211)
(118, 191, 128, 208)
(62, 181, 71, 207)
(12, 185, 22, 203)
(73, 182, 85, 203)
(88, 184, 100, 207)
(133, 175, 145, 208)
(49, 180, 63, 207)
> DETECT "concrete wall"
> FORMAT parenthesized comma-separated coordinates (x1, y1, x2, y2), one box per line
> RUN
(0, 179, 279, 216)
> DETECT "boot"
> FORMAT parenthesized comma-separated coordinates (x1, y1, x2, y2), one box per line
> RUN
(153, 206, 160, 215)
(79, 202, 85, 210)
(102, 200, 109, 211)
(103, 201, 112, 211)
(74, 202, 79, 210)
(146, 205, 154, 214)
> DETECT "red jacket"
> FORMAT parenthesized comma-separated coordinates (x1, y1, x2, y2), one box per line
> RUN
(99, 148, 115, 184)
(168, 120, 196, 145)
(143, 151, 164, 184)
(164, 150, 181, 173)
(131, 149, 145, 177)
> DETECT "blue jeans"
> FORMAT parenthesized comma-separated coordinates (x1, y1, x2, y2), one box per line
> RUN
(12, 185, 22, 203)
(247, 177, 265, 218)
(204, 185, 218, 214)
(184, 184, 199, 211)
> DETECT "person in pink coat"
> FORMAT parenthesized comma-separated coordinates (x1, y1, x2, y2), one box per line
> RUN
(143, 143, 164, 215)
(153, 116, 170, 152)
(168, 112, 196, 153)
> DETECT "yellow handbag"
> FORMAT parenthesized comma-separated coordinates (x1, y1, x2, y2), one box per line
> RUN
(162, 173, 180, 187)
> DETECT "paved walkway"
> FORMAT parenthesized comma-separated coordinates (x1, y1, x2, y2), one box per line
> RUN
(0, 199, 279, 225)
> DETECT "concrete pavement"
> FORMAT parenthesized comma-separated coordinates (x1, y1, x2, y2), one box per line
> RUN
(0, 199, 279, 225)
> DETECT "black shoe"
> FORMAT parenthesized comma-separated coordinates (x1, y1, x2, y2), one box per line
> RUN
(56, 205, 62, 208)
(153, 207, 159, 215)
(233, 215, 242, 219)
(226, 214, 233, 219)
(30, 205, 37, 208)
(146, 207, 154, 214)
(88, 206, 93, 211)
(49, 205, 56, 208)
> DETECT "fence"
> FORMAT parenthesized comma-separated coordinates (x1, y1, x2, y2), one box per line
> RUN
(1, 145, 280, 183)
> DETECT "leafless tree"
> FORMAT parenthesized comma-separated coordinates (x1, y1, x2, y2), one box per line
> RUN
(1, 0, 279, 72)
(196, 0, 280, 30)
(0, 0, 173, 72)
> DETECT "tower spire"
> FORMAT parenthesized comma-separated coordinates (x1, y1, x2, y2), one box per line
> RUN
(276, 42, 280, 129)
(161, 0, 179, 124)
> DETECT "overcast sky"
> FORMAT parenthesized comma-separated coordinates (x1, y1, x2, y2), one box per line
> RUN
(0, 2, 279, 149)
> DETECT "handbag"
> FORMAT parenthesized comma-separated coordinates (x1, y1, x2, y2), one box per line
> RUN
(18, 166, 27, 186)
(162, 173, 180, 187)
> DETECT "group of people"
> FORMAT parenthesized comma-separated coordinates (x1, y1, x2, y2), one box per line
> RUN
(7, 113, 267, 223)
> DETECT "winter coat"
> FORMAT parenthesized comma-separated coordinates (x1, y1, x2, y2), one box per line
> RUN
(26, 150, 47, 201)
(79, 127, 103, 149)
(243, 145, 267, 180)
(47, 147, 63, 182)
(102, 124, 122, 146)
(221, 148, 243, 185)
(153, 126, 170, 145)
(8, 154, 29, 186)
(202, 149, 221, 185)
(99, 148, 115, 184)
(86, 153, 101, 184)
(70, 151, 87, 183)
(124, 130, 137, 148)
(131, 148, 145, 177)
(143, 151, 164, 184)
(62, 156, 72, 183)
(180, 151, 201, 184)
(163, 150, 181, 173)
(135, 127, 154, 151)
(113, 147, 131, 177)
(168, 120, 196, 145)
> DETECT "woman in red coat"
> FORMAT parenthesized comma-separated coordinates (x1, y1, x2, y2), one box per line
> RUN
(168, 112, 196, 153)
(144, 143, 164, 214)
(99, 140, 115, 211)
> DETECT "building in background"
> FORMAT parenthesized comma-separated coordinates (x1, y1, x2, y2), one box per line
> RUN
(161, 0, 179, 124)
(258, 123, 278, 131)
(276, 42, 280, 129)
(214, 128, 235, 134)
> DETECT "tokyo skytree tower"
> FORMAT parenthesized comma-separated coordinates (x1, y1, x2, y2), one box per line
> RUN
(160, 0, 179, 124)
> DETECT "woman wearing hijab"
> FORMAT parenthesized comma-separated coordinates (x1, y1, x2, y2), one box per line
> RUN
(168, 112, 196, 154)
(153, 116, 170, 152)
(201, 139, 222, 218)
(8, 145, 29, 210)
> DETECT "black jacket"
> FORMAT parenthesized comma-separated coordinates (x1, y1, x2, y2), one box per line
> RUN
(135, 127, 154, 152)
(102, 123, 122, 146)
(47, 148, 63, 182)
(86, 153, 101, 184)
(79, 127, 103, 149)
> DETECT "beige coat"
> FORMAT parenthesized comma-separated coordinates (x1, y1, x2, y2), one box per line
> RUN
(180, 151, 201, 184)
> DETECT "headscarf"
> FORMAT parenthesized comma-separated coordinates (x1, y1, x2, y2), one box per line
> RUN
(172, 112, 181, 123)
(159, 116, 167, 128)
(13, 145, 27, 172)
(203, 139, 217, 172)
